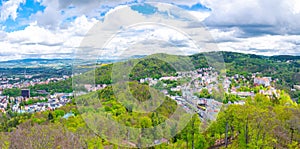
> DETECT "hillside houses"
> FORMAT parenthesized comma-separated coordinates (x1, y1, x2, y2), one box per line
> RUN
(83, 84, 107, 92)
(259, 87, 279, 97)
(254, 77, 272, 86)
(231, 91, 255, 97)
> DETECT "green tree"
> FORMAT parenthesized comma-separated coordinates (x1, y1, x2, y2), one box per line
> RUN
(199, 88, 211, 98)
(48, 112, 54, 121)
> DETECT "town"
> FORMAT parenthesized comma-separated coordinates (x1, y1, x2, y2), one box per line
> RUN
(0, 74, 72, 113)
(0, 66, 294, 123)
(138, 67, 283, 121)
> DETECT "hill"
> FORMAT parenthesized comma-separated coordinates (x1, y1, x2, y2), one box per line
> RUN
(5, 51, 299, 98)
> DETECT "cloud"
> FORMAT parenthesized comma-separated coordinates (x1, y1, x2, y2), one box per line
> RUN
(0, 0, 26, 21)
(209, 28, 243, 42)
(200, 0, 300, 35)
(30, 0, 62, 30)
(148, 0, 200, 7)
(0, 15, 97, 61)
(28, 0, 131, 30)
(1, 0, 300, 61)
(213, 32, 300, 56)
(194, 0, 300, 55)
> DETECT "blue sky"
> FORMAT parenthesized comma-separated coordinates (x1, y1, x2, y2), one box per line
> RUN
(1, 0, 45, 32)
(0, 0, 300, 61)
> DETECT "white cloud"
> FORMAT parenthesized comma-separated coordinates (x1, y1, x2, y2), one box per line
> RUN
(30, 0, 62, 30)
(211, 29, 300, 56)
(147, 0, 200, 7)
(0, 0, 26, 21)
(1, 15, 97, 61)
(188, 11, 210, 22)
(209, 28, 243, 42)
(289, 0, 300, 14)
(200, 0, 300, 34)
(197, 0, 300, 55)
(1, 0, 300, 61)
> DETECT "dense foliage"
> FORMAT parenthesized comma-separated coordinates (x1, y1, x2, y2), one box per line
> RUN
(3, 52, 300, 99)
(1, 52, 300, 148)
(30, 79, 73, 94)
(1, 82, 299, 148)
(2, 88, 21, 97)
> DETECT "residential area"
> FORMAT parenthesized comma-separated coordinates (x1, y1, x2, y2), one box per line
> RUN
(0, 74, 72, 113)
(0, 65, 296, 123)
(138, 67, 286, 121)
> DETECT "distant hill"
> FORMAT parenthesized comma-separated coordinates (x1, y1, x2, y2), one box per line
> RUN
(0, 58, 74, 68)
(270, 55, 300, 61)
(191, 52, 300, 96)
(0, 58, 73, 63)
(4, 51, 299, 98)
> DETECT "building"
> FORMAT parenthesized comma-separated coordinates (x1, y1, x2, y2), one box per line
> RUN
(21, 89, 30, 98)
(254, 77, 272, 87)
(294, 85, 300, 90)
(197, 98, 207, 107)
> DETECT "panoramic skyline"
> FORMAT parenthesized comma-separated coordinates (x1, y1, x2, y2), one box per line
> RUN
(1, 0, 300, 61)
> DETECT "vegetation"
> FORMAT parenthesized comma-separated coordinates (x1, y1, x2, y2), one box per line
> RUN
(198, 88, 211, 98)
(2, 88, 21, 97)
(0, 84, 299, 148)
(0, 52, 300, 148)
(20, 99, 48, 106)
(3, 52, 300, 99)
(31, 79, 73, 94)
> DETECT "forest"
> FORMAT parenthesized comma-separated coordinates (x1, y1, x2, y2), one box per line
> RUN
(3, 52, 300, 98)
(1, 52, 300, 148)
(0, 82, 299, 148)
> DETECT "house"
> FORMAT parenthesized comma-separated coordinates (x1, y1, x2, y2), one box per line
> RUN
(197, 98, 207, 107)
(161, 90, 168, 95)
(171, 86, 181, 92)
(254, 77, 272, 86)
(139, 79, 145, 83)
(159, 76, 180, 81)
(234, 101, 246, 105)
(259, 88, 278, 97)
(37, 90, 48, 95)
(154, 138, 169, 145)
(236, 92, 255, 97)
(294, 85, 300, 90)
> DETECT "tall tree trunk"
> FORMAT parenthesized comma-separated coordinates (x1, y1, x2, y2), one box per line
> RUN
(186, 128, 189, 149)
(290, 128, 294, 144)
(225, 121, 229, 148)
(245, 118, 249, 146)
(192, 118, 195, 149)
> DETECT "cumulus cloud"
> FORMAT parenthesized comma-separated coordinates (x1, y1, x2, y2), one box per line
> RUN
(0, 0, 26, 21)
(191, 0, 300, 55)
(211, 29, 300, 56)
(1, 15, 98, 61)
(30, 0, 62, 30)
(1, 0, 300, 61)
(28, 0, 134, 30)
(200, 0, 300, 35)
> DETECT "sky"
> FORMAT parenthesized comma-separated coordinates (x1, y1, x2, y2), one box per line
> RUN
(0, 0, 300, 61)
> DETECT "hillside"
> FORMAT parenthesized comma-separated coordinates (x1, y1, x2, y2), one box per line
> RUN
(5, 51, 299, 98)
(1, 81, 299, 148)
(1, 51, 300, 148)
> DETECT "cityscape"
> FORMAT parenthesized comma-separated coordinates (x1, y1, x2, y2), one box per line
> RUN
(0, 0, 300, 148)
(0, 63, 296, 123)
